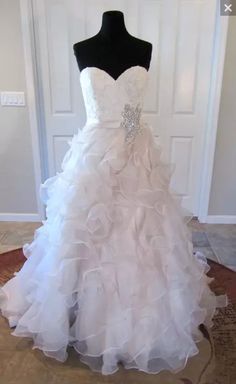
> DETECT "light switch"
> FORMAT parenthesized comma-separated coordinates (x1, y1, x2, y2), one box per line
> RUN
(1, 92, 26, 106)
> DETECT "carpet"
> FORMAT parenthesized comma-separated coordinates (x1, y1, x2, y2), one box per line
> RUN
(0, 248, 25, 286)
(0, 248, 235, 384)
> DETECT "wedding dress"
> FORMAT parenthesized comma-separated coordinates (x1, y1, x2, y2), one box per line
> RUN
(0, 65, 228, 375)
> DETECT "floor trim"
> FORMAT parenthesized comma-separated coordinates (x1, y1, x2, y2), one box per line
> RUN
(0, 213, 41, 222)
(205, 215, 236, 224)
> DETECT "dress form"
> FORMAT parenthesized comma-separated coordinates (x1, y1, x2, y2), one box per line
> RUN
(73, 10, 152, 80)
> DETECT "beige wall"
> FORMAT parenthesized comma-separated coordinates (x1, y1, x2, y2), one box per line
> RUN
(0, 1, 235, 219)
(0, 0, 37, 214)
(208, 16, 236, 216)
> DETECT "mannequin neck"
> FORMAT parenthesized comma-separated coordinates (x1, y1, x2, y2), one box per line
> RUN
(98, 11, 129, 42)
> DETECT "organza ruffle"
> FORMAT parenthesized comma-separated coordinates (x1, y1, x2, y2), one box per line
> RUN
(0, 121, 228, 375)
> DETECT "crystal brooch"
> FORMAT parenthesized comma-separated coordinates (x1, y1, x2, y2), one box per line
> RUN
(120, 103, 142, 144)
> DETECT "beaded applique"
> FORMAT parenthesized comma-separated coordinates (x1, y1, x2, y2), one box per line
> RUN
(120, 103, 142, 144)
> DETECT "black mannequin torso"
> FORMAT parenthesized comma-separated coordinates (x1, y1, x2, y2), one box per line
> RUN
(73, 10, 152, 80)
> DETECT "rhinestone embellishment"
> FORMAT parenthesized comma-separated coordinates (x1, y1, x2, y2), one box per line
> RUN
(120, 103, 142, 144)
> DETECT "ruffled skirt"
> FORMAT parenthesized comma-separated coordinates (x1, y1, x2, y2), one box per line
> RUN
(0, 120, 228, 375)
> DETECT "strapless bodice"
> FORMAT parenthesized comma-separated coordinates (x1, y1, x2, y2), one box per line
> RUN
(80, 65, 148, 125)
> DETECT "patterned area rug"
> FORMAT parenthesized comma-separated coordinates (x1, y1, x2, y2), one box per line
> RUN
(0, 248, 235, 384)
(0, 248, 24, 286)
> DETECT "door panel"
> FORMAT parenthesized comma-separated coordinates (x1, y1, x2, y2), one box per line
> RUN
(33, 0, 217, 214)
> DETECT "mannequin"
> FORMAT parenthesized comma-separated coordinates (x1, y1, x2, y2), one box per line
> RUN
(73, 10, 152, 80)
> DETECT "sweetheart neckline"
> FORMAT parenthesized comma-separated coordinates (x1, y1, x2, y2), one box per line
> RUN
(79, 65, 148, 82)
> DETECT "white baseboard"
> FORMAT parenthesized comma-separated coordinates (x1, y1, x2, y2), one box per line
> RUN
(0, 213, 41, 222)
(204, 215, 236, 224)
(1, 213, 235, 224)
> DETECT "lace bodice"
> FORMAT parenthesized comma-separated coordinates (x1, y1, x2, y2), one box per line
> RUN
(80, 65, 148, 125)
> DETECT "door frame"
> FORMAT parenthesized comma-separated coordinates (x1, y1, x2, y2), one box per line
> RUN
(197, 8, 229, 222)
(20, 0, 229, 223)
(20, 0, 46, 221)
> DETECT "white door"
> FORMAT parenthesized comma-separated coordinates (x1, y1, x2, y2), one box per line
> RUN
(33, 0, 218, 215)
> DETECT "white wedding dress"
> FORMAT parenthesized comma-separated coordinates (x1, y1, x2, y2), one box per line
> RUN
(0, 65, 228, 375)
